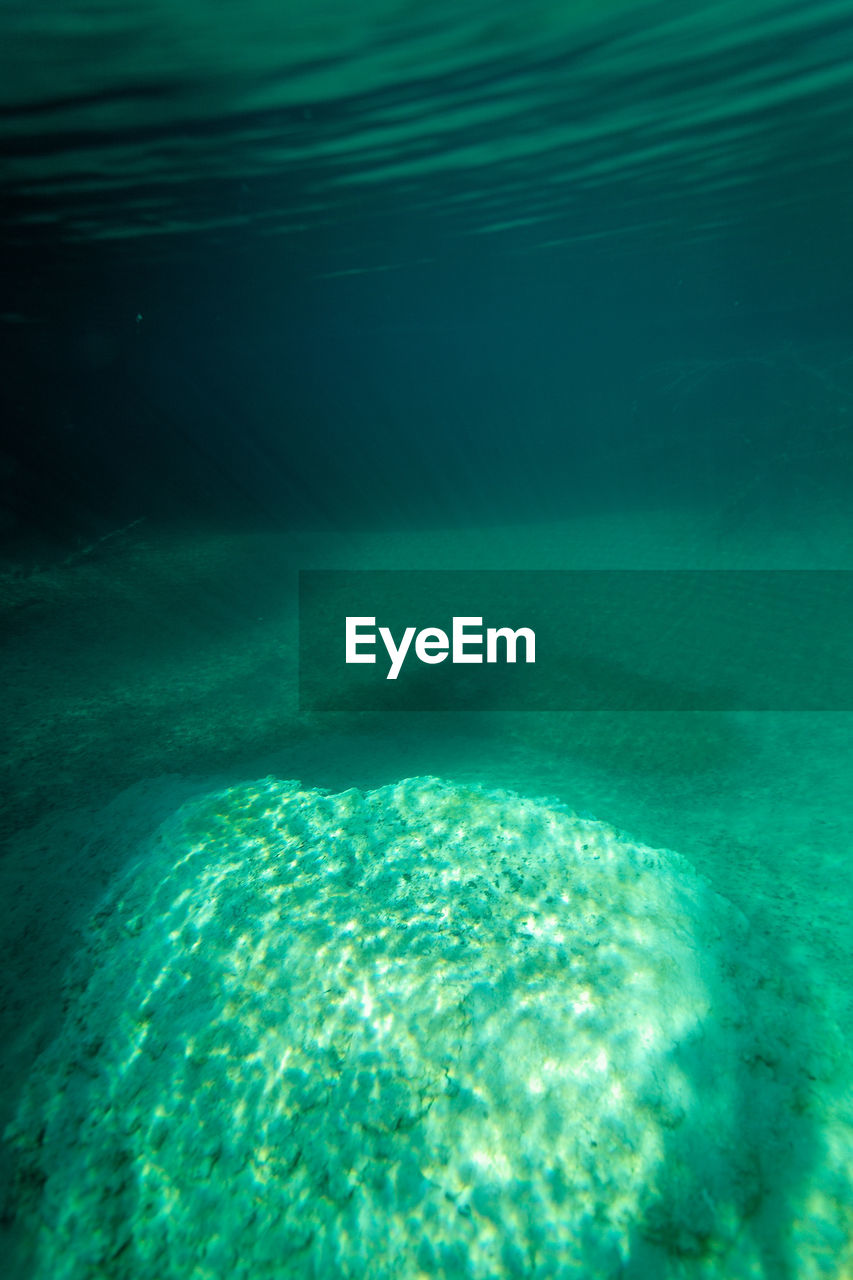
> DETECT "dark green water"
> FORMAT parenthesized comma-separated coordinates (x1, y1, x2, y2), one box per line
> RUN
(3, 0, 853, 544)
(1, 3, 853, 1277)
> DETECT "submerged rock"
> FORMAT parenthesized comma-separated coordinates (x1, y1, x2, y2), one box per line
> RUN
(5, 776, 851, 1278)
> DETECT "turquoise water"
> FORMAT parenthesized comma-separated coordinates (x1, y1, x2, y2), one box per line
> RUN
(1, 2, 853, 1276)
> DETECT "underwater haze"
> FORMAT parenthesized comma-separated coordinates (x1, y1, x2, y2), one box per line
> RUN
(3, 0, 853, 537)
(1, 2, 853, 1277)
